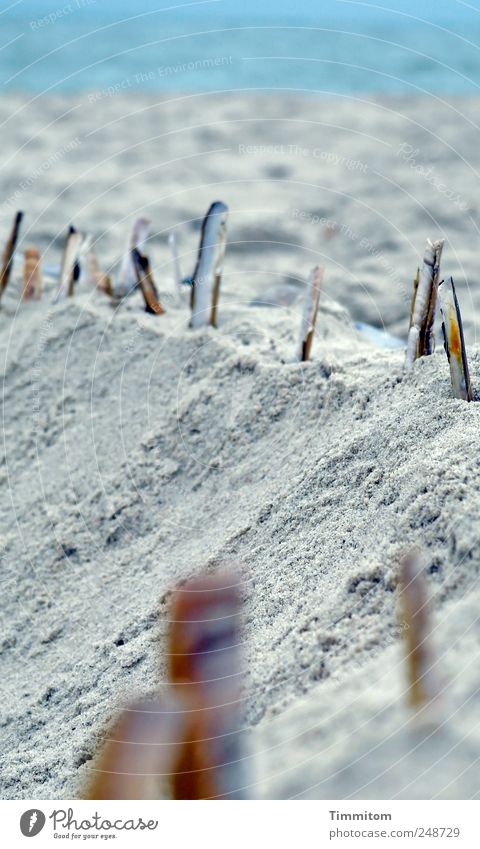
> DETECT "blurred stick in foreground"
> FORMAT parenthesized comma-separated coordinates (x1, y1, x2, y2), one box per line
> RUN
(85, 697, 183, 800)
(86, 569, 245, 800)
(168, 569, 244, 799)
(297, 265, 324, 361)
(405, 238, 444, 369)
(398, 551, 438, 712)
(132, 248, 165, 315)
(22, 247, 42, 301)
(438, 276, 472, 402)
(190, 201, 228, 328)
(0, 211, 23, 300)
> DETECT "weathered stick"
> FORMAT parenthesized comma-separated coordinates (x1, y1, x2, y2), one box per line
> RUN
(190, 201, 228, 328)
(22, 247, 42, 301)
(115, 217, 150, 297)
(132, 248, 165, 315)
(54, 226, 82, 303)
(438, 276, 472, 402)
(398, 551, 437, 712)
(168, 570, 244, 800)
(405, 238, 444, 369)
(85, 696, 183, 800)
(408, 267, 420, 330)
(0, 211, 23, 299)
(297, 265, 324, 361)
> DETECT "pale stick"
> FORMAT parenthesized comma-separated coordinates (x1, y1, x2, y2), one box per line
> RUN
(190, 201, 228, 328)
(398, 551, 438, 712)
(22, 247, 42, 301)
(115, 217, 150, 297)
(405, 238, 444, 369)
(438, 276, 473, 402)
(297, 265, 324, 361)
(132, 248, 165, 315)
(53, 227, 82, 303)
(0, 211, 23, 299)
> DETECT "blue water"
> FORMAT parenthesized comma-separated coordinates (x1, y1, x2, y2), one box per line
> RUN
(1, 0, 480, 94)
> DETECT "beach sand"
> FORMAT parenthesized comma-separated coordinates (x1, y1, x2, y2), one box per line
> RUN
(1, 92, 480, 799)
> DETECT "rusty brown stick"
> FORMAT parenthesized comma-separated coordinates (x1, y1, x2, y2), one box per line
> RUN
(0, 211, 23, 298)
(132, 248, 165, 315)
(22, 247, 42, 301)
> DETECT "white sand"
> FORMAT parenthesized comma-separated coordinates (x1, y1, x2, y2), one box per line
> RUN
(1, 92, 480, 799)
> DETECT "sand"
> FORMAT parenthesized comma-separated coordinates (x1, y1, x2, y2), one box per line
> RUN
(1, 92, 480, 800)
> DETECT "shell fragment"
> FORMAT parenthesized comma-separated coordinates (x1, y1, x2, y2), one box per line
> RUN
(405, 238, 444, 369)
(438, 276, 472, 401)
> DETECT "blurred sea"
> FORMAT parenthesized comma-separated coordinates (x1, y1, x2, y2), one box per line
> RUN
(1, 0, 480, 94)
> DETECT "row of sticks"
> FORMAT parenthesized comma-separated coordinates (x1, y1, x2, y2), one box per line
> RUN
(0, 201, 321, 361)
(0, 206, 473, 383)
(83, 552, 440, 800)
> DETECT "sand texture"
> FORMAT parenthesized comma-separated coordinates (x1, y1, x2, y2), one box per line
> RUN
(1, 93, 480, 799)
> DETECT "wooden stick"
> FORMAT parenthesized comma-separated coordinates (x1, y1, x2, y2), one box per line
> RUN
(0, 211, 23, 299)
(405, 238, 444, 369)
(398, 551, 437, 711)
(132, 248, 165, 315)
(297, 265, 324, 361)
(438, 276, 473, 402)
(22, 247, 42, 301)
(54, 226, 82, 303)
(115, 217, 150, 297)
(190, 201, 228, 328)
(168, 570, 244, 799)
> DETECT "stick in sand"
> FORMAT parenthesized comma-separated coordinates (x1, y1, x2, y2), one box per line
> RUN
(190, 201, 228, 328)
(405, 238, 444, 369)
(132, 248, 165, 315)
(297, 265, 324, 361)
(438, 276, 473, 402)
(54, 226, 83, 303)
(22, 248, 42, 301)
(0, 211, 23, 299)
(115, 217, 150, 297)
(398, 551, 438, 712)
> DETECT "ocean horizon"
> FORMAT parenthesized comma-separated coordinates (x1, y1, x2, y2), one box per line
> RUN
(1, 1, 480, 94)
